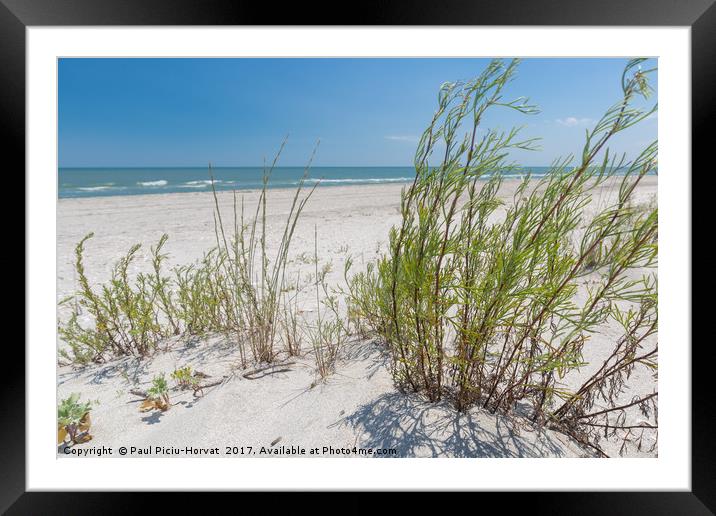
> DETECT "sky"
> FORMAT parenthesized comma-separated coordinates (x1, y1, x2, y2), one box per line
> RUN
(58, 58, 657, 168)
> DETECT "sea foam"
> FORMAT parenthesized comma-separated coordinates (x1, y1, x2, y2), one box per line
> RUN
(305, 177, 413, 184)
(184, 180, 220, 185)
(137, 180, 168, 187)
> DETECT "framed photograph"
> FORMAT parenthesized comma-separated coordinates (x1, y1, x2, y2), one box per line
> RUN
(7, 0, 713, 510)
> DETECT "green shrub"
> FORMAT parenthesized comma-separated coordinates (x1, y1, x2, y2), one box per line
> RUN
(347, 58, 658, 456)
(58, 234, 173, 363)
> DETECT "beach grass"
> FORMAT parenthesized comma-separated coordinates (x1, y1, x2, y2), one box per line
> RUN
(59, 140, 320, 368)
(307, 225, 348, 379)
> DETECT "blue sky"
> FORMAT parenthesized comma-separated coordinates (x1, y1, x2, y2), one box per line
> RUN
(58, 58, 657, 167)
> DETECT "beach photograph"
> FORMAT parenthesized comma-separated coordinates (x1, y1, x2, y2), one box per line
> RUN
(56, 57, 658, 459)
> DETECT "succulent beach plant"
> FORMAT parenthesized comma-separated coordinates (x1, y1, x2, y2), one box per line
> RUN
(57, 393, 93, 445)
(140, 373, 171, 412)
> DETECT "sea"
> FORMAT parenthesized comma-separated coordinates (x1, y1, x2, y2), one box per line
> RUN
(58, 166, 607, 199)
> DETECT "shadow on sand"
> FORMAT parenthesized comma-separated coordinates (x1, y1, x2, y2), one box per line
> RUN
(340, 391, 578, 458)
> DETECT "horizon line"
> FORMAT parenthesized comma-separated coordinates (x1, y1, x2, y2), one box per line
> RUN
(58, 164, 557, 169)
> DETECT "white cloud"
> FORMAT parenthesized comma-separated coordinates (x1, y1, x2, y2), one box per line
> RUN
(556, 117, 594, 127)
(384, 135, 418, 142)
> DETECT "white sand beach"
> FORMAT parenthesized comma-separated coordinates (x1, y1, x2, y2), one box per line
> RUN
(57, 177, 658, 458)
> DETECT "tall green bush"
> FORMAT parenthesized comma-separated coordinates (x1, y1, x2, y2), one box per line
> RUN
(347, 58, 658, 455)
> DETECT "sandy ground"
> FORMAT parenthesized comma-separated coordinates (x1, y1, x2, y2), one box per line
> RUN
(57, 177, 658, 458)
(58, 339, 588, 458)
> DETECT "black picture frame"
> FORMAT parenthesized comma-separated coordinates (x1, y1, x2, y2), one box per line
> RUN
(5, 0, 713, 512)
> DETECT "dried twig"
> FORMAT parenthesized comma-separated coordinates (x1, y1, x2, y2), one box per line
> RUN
(242, 362, 296, 380)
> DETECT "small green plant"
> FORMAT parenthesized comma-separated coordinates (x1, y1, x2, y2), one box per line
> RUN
(141, 373, 171, 411)
(171, 365, 199, 390)
(307, 226, 347, 379)
(57, 393, 93, 445)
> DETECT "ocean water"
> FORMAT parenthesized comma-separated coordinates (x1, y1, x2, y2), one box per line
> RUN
(59, 166, 569, 199)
